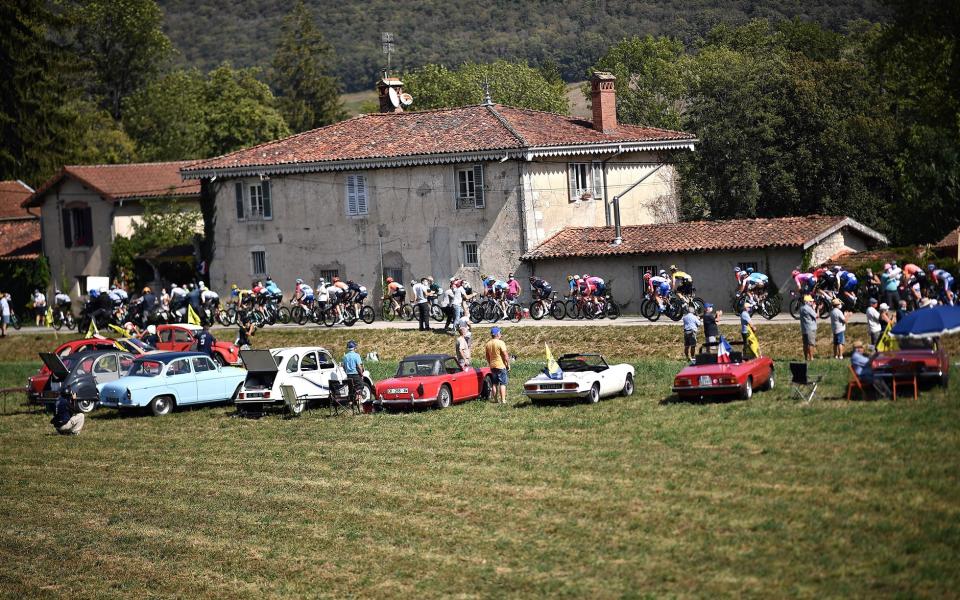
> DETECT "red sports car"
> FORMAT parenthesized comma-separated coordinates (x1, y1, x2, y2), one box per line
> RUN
(871, 338, 950, 388)
(375, 354, 493, 409)
(26, 337, 138, 402)
(672, 342, 775, 400)
(155, 324, 241, 366)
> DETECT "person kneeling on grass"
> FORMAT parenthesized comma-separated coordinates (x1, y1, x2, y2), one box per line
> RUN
(51, 395, 84, 435)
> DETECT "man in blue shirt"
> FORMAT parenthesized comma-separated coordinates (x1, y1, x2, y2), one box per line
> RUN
(196, 324, 215, 358)
(341, 340, 364, 404)
(740, 301, 756, 349)
(51, 395, 84, 435)
(850, 340, 889, 398)
(681, 306, 702, 361)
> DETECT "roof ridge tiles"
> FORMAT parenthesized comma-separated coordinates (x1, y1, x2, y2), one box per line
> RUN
(485, 104, 527, 146)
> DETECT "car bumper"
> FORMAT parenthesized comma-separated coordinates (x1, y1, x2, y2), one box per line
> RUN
(672, 384, 742, 395)
(524, 390, 588, 401)
(378, 396, 437, 407)
(872, 371, 944, 382)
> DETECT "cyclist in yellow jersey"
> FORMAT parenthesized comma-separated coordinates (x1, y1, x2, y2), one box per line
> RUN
(669, 265, 694, 298)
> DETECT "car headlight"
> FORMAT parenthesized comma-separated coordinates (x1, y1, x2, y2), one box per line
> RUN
(126, 389, 131, 401)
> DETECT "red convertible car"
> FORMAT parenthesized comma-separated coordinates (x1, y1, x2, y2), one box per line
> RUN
(672, 342, 775, 400)
(871, 337, 950, 388)
(155, 324, 241, 366)
(375, 354, 493, 409)
(26, 337, 144, 402)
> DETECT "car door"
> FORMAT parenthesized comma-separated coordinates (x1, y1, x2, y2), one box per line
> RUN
(92, 353, 122, 389)
(443, 357, 473, 400)
(315, 350, 339, 398)
(164, 358, 198, 404)
(298, 351, 327, 399)
(156, 327, 176, 351)
(191, 356, 220, 402)
(171, 328, 195, 351)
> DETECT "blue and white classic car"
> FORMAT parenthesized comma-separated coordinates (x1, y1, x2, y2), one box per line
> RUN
(99, 351, 247, 416)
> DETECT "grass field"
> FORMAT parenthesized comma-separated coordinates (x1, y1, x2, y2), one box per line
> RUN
(1, 324, 958, 597)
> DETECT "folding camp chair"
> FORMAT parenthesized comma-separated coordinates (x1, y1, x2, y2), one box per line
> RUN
(846, 365, 866, 400)
(789, 362, 822, 403)
(328, 373, 359, 416)
(279, 384, 306, 416)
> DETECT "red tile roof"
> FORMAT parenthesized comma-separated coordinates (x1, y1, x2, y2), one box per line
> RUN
(522, 215, 887, 260)
(0, 219, 41, 260)
(23, 161, 201, 208)
(935, 227, 958, 249)
(0, 180, 35, 219)
(182, 104, 695, 174)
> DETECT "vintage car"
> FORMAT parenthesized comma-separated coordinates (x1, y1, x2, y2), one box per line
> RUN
(871, 337, 950, 387)
(155, 324, 242, 366)
(27, 337, 137, 402)
(375, 354, 492, 409)
(236, 347, 375, 415)
(523, 353, 635, 405)
(99, 351, 247, 416)
(37, 350, 136, 413)
(672, 342, 775, 400)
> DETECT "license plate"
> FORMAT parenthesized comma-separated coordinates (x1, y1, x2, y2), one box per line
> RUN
(540, 383, 562, 390)
(699, 375, 713, 386)
(387, 388, 409, 394)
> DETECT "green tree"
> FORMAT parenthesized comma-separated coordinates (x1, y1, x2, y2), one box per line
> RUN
(70, 0, 173, 120)
(202, 64, 291, 156)
(403, 60, 570, 114)
(110, 198, 202, 286)
(268, 0, 346, 132)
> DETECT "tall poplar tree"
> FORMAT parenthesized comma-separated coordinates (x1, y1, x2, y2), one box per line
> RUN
(269, 0, 346, 133)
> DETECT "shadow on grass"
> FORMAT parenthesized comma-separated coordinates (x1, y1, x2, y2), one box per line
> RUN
(659, 393, 744, 406)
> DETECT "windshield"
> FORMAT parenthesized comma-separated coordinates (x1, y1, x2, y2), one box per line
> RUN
(558, 355, 607, 372)
(897, 338, 936, 350)
(396, 359, 440, 377)
(128, 359, 164, 377)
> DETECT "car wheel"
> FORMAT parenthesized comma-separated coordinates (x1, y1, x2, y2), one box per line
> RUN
(436, 385, 452, 409)
(362, 382, 374, 403)
(621, 374, 634, 397)
(741, 377, 753, 400)
(587, 383, 600, 404)
(480, 375, 494, 400)
(76, 398, 96, 413)
(212, 353, 227, 367)
(150, 395, 173, 416)
(762, 368, 775, 391)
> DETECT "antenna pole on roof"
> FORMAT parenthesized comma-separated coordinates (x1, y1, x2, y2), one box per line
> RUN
(381, 32, 395, 74)
(482, 79, 493, 106)
(611, 164, 665, 246)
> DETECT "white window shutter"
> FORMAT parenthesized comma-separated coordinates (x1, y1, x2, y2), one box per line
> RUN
(473, 165, 484, 208)
(356, 175, 367, 214)
(568, 164, 578, 202)
(346, 175, 358, 216)
(592, 162, 603, 201)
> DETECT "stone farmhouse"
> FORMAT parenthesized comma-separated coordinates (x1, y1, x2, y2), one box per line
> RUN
(23, 162, 200, 297)
(181, 73, 697, 296)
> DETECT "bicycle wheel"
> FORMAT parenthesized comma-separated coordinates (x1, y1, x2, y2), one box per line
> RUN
(11, 315, 21, 330)
(381, 300, 396, 321)
(565, 299, 579, 319)
(692, 297, 705, 316)
(323, 308, 338, 327)
(582, 302, 595, 320)
(430, 304, 444, 322)
(484, 301, 500, 323)
(789, 297, 801, 319)
(360, 305, 375, 324)
(506, 304, 522, 322)
(277, 306, 291, 324)
(550, 300, 566, 320)
(667, 297, 684, 321)
(53, 316, 63, 331)
(469, 302, 484, 323)
(400, 304, 414, 321)
(290, 306, 304, 325)
(530, 301, 546, 320)
(343, 306, 358, 326)
(606, 301, 621, 319)
(66, 314, 76, 330)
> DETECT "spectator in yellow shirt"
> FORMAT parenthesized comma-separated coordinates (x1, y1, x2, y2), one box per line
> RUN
(484, 326, 510, 403)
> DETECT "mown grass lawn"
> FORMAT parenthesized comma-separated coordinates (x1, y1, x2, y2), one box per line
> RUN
(1, 324, 958, 597)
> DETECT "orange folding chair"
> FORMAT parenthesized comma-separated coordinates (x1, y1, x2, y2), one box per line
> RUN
(846, 365, 866, 400)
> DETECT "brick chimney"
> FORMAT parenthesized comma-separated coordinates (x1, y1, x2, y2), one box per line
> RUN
(377, 74, 405, 113)
(590, 71, 617, 133)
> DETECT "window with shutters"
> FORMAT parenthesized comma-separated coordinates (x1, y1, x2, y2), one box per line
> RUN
(568, 162, 603, 202)
(461, 241, 479, 267)
(235, 180, 272, 220)
(345, 174, 368, 216)
(455, 164, 485, 209)
(251, 250, 267, 275)
(61, 205, 93, 248)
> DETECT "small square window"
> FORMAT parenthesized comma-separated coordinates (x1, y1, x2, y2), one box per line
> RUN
(737, 262, 759, 273)
(251, 250, 267, 275)
(462, 241, 479, 267)
(383, 267, 403, 284)
(319, 269, 340, 282)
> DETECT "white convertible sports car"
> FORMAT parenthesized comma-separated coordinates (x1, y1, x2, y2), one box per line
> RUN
(236, 346, 374, 414)
(523, 353, 635, 405)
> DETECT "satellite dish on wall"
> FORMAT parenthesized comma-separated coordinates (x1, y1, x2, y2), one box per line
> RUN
(388, 87, 400, 108)
(400, 92, 413, 106)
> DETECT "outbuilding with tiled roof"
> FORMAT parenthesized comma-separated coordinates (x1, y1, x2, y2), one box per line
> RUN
(522, 215, 888, 312)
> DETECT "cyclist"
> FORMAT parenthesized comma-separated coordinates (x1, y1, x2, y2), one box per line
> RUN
(528, 276, 553, 301)
(327, 278, 347, 323)
(264, 277, 282, 299)
(584, 274, 605, 312)
(743, 268, 769, 302)
(108, 285, 125, 308)
(647, 271, 671, 311)
(293, 278, 314, 308)
(53, 289, 72, 316)
(792, 269, 817, 294)
(481, 274, 508, 318)
(567, 275, 581, 298)
(383, 277, 405, 314)
(836, 266, 858, 310)
(733, 267, 749, 293)
(169, 283, 188, 319)
(346, 280, 368, 314)
(928, 264, 955, 305)
(669, 265, 693, 298)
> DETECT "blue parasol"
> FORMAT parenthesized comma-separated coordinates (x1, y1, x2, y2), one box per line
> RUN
(890, 305, 960, 338)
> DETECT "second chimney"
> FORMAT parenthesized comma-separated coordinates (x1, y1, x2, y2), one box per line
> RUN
(377, 75, 405, 113)
(590, 71, 617, 133)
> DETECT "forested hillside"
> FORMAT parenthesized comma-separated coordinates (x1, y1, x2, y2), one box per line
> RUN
(157, 0, 886, 91)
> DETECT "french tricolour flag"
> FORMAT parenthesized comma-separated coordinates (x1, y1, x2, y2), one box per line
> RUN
(717, 336, 733, 364)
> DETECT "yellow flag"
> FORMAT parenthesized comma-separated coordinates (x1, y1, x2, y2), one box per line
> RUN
(85, 319, 99, 338)
(876, 321, 899, 352)
(44, 307, 53, 327)
(545, 343, 562, 379)
(187, 305, 201, 326)
(107, 323, 129, 337)
(746, 327, 760, 358)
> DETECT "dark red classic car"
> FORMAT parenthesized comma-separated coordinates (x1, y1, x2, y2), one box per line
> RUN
(672, 342, 775, 400)
(155, 324, 241, 366)
(375, 354, 493, 409)
(871, 338, 950, 387)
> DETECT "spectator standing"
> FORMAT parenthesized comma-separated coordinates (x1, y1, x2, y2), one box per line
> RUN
(739, 301, 755, 349)
(455, 325, 472, 370)
(506, 273, 521, 302)
(830, 298, 846, 359)
(865, 298, 882, 346)
(681, 306, 702, 361)
(341, 341, 364, 403)
(441, 282, 456, 331)
(0, 292, 10, 337)
(33, 289, 46, 326)
(450, 279, 464, 328)
(413, 278, 430, 331)
(484, 327, 510, 404)
(897, 300, 909, 322)
(702, 303, 721, 344)
(51, 394, 84, 435)
(880, 264, 900, 310)
(196, 324, 215, 358)
(800, 294, 818, 361)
